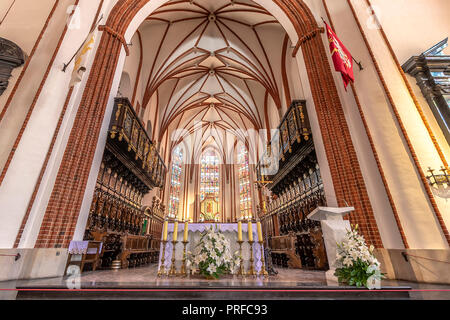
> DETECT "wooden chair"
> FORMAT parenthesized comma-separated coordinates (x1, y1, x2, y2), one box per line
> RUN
(65, 241, 103, 275)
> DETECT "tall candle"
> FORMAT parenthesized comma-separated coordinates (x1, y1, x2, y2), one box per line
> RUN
(183, 221, 189, 242)
(162, 220, 169, 242)
(237, 221, 243, 242)
(257, 221, 263, 243)
(248, 221, 253, 242)
(173, 221, 179, 242)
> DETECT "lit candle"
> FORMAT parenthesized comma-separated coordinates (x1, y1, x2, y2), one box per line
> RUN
(173, 220, 179, 242)
(183, 220, 189, 242)
(257, 221, 263, 243)
(248, 221, 253, 242)
(162, 219, 169, 242)
(238, 220, 243, 242)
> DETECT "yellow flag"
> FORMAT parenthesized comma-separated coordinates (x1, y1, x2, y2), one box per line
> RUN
(70, 32, 95, 87)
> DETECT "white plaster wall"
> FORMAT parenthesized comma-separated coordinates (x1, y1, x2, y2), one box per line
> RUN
(371, 0, 450, 63)
(0, 0, 84, 248)
(369, 0, 450, 228)
(370, 0, 450, 153)
(0, 0, 75, 173)
(322, 0, 449, 248)
(286, 42, 305, 102)
(120, 33, 141, 100)
(0, 0, 57, 113)
(1, 0, 447, 253)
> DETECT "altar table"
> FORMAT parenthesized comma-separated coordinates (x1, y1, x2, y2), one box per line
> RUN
(158, 223, 264, 273)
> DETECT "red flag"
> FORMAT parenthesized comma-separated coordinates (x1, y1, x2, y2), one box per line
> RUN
(325, 22, 354, 89)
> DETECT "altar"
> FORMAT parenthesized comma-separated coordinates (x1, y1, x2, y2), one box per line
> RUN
(158, 223, 264, 274)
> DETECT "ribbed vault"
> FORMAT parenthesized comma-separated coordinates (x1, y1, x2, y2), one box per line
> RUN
(135, 0, 299, 161)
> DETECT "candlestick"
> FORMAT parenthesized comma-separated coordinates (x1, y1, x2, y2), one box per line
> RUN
(247, 240, 256, 277)
(247, 221, 253, 242)
(157, 240, 168, 277)
(258, 241, 269, 277)
(180, 241, 189, 277)
(237, 221, 243, 242)
(162, 219, 169, 242)
(173, 220, 179, 242)
(183, 221, 189, 242)
(169, 239, 178, 276)
(237, 240, 245, 277)
(257, 220, 263, 242)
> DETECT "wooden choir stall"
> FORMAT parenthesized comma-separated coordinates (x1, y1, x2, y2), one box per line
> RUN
(257, 101, 329, 271)
(66, 97, 167, 273)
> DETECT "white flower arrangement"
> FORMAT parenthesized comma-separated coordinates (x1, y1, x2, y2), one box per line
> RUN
(187, 225, 241, 279)
(334, 225, 384, 289)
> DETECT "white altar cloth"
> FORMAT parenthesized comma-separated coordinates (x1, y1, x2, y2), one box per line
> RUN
(158, 223, 264, 273)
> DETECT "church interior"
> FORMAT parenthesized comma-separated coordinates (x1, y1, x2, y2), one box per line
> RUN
(0, 0, 449, 300)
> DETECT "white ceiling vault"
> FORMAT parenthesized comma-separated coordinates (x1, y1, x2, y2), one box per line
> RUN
(129, 0, 303, 163)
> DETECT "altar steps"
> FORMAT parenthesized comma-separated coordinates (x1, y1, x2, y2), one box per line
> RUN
(16, 285, 411, 300)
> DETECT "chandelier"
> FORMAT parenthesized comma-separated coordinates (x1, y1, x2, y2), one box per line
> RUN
(427, 167, 450, 199)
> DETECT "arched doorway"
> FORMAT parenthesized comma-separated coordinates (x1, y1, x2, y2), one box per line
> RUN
(34, 0, 382, 254)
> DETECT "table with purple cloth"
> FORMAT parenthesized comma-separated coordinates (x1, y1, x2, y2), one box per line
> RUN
(68, 241, 103, 255)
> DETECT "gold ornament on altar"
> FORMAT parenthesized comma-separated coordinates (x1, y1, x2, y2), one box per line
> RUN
(200, 196, 219, 222)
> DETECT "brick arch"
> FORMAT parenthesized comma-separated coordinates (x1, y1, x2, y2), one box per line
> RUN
(34, 0, 383, 249)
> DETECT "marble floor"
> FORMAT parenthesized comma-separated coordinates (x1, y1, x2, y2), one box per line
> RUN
(1, 264, 450, 300)
(7, 264, 328, 288)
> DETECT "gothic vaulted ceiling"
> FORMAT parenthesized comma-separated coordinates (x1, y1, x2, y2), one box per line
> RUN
(136, 0, 300, 161)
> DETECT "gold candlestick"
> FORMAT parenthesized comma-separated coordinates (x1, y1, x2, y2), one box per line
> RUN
(157, 240, 168, 277)
(237, 240, 245, 277)
(180, 240, 189, 277)
(247, 240, 256, 277)
(258, 241, 269, 277)
(169, 240, 178, 276)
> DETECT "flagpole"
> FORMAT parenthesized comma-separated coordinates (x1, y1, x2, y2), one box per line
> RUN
(352, 57, 364, 71)
(62, 14, 103, 72)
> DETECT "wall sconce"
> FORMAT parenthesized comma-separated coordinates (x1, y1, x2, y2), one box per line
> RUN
(427, 167, 450, 199)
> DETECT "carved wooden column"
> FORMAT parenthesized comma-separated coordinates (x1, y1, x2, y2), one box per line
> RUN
(0, 37, 25, 96)
(403, 38, 450, 145)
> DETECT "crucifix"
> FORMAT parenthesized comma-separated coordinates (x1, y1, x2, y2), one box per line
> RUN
(254, 175, 273, 214)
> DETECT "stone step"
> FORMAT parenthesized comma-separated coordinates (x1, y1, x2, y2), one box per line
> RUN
(16, 285, 411, 300)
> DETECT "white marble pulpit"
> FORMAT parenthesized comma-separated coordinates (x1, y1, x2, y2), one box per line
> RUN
(308, 206, 354, 285)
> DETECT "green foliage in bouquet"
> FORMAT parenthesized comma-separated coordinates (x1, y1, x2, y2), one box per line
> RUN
(188, 225, 240, 279)
(201, 211, 218, 222)
(334, 225, 384, 289)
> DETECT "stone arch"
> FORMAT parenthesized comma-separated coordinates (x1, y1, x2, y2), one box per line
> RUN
(34, 0, 383, 249)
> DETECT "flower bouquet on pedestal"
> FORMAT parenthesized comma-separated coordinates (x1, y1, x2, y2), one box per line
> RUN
(334, 225, 384, 289)
(188, 225, 241, 279)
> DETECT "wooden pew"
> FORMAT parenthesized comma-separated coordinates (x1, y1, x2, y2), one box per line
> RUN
(270, 234, 302, 269)
(119, 234, 155, 268)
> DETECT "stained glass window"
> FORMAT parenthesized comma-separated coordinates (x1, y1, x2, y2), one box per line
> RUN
(238, 145, 252, 219)
(200, 150, 220, 202)
(168, 146, 183, 218)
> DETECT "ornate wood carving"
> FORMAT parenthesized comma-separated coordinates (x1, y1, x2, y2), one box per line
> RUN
(109, 97, 167, 189)
(259, 100, 328, 271)
(0, 37, 25, 96)
(83, 97, 167, 270)
(403, 38, 450, 144)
